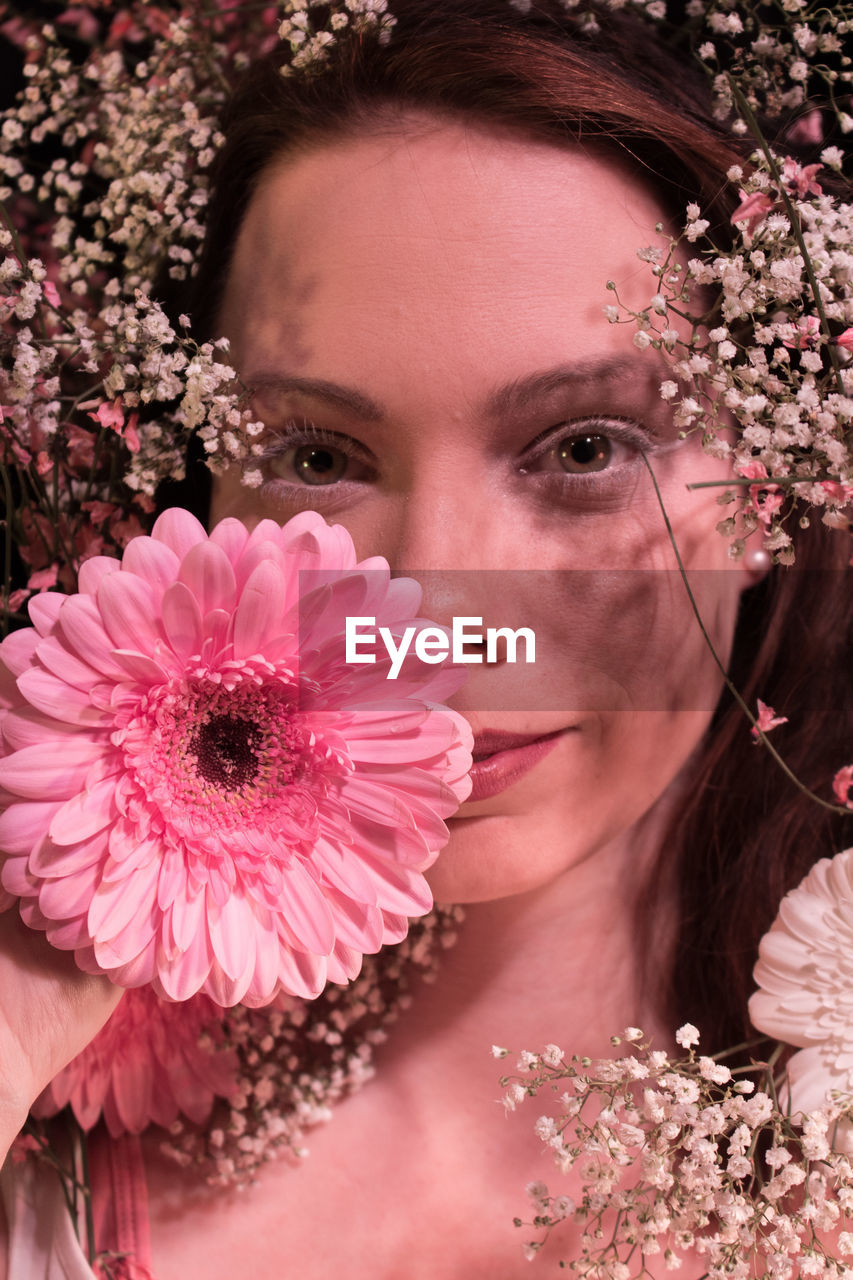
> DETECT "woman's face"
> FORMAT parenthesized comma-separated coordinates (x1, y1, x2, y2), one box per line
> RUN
(211, 117, 750, 902)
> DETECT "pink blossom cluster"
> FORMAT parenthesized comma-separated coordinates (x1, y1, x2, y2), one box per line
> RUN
(500, 1031, 853, 1278)
(688, 0, 853, 130)
(0, 3, 277, 621)
(278, 0, 397, 76)
(609, 149, 853, 563)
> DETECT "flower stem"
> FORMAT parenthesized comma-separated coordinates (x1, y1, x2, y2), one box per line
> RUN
(1, 463, 13, 637)
(686, 475, 818, 490)
(640, 453, 848, 817)
(78, 1123, 96, 1266)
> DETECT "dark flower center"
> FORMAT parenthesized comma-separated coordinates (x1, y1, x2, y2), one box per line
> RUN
(191, 714, 262, 789)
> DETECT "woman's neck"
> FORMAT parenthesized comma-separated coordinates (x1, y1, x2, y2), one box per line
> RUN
(373, 808, 677, 1138)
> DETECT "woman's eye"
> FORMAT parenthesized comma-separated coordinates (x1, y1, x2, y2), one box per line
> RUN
(291, 443, 349, 485)
(556, 434, 613, 474)
(523, 423, 640, 479)
(260, 428, 375, 488)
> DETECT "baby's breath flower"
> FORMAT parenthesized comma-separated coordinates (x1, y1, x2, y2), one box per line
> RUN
(505, 1026, 853, 1276)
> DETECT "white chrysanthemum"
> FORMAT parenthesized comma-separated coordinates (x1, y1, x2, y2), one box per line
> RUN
(750, 848, 853, 1116)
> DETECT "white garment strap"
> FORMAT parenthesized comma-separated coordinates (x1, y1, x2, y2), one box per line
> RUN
(1, 1155, 95, 1280)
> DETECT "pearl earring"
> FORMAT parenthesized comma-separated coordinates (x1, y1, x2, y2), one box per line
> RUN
(743, 543, 773, 577)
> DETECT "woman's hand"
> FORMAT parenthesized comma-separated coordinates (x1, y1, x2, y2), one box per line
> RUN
(0, 909, 122, 1156)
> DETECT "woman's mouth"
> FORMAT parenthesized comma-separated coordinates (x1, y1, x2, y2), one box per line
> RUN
(466, 728, 571, 802)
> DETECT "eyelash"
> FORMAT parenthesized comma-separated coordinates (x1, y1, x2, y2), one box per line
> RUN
(259, 420, 371, 462)
(520, 416, 651, 482)
(254, 416, 652, 499)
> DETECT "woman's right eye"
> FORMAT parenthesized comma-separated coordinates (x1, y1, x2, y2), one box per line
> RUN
(260, 425, 376, 488)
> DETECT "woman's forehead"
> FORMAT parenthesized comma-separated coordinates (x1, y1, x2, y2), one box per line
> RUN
(220, 119, 671, 393)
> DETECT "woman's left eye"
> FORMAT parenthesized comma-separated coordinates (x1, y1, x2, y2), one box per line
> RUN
(522, 421, 641, 478)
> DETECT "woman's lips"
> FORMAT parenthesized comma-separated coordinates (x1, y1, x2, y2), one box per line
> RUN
(465, 728, 571, 802)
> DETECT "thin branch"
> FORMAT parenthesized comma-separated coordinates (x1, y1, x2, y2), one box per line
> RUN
(641, 453, 849, 817)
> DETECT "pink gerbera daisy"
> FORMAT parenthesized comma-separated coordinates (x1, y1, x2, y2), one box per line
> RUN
(32, 988, 237, 1136)
(0, 509, 472, 1006)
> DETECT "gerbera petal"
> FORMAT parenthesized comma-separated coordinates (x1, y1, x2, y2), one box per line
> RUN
(380, 910, 410, 945)
(101, 945, 158, 989)
(1, 854, 38, 898)
(156, 924, 212, 1001)
(0, 800, 63, 854)
(242, 908, 280, 1005)
(347, 849, 433, 916)
(296, 575, 372, 651)
(110, 1051, 154, 1136)
(232, 540, 289, 594)
(0, 663, 19, 712)
(150, 507, 208, 559)
(110, 649, 168, 684)
(326, 941, 363, 984)
(43, 913, 92, 952)
(201, 609, 231, 661)
(15, 667, 105, 727)
(342, 717, 462, 765)
(178, 541, 237, 616)
(77, 556, 122, 595)
(208, 893, 256, 982)
(167, 883, 205, 954)
(39, 864, 101, 919)
(233, 560, 288, 659)
(97, 572, 160, 653)
(0, 740, 105, 799)
(30, 831, 107, 878)
(49, 775, 120, 844)
(0, 628, 38, 678)
(55, 596, 128, 679)
(246, 518, 289, 551)
(88, 852, 159, 941)
(277, 860, 336, 955)
(161, 580, 203, 661)
(101, 837, 160, 884)
(34, 635, 102, 690)
(93, 906, 158, 967)
(332, 773, 418, 829)
(310, 835, 379, 907)
(324, 888, 384, 952)
(267, 945, 326, 1004)
(341, 813, 432, 870)
(27, 592, 65, 636)
(347, 773, 457, 841)
(209, 516, 250, 564)
(121, 535, 180, 595)
(378, 574, 423, 620)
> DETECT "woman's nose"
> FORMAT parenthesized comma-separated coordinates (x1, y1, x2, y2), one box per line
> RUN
(384, 481, 530, 664)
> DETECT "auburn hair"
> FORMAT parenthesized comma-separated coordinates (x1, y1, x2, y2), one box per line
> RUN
(179, 0, 853, 1050)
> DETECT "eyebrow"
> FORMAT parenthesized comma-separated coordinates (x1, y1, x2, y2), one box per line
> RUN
(483, 357, 659, 419)
(247, 356, 662, 424)
(248, 374, 384, 422)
